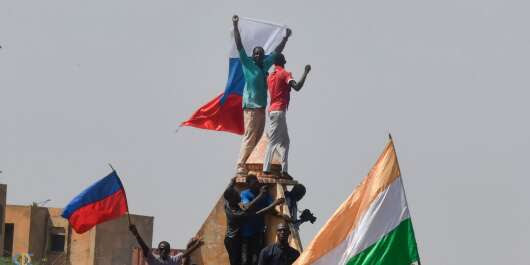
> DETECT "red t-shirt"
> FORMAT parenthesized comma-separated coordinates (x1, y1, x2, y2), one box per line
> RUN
(267, 66, 294, 112)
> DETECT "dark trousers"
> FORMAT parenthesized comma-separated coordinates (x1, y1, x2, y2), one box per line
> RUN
(241, 233, 264, 265)
(225, 236, 242, 265)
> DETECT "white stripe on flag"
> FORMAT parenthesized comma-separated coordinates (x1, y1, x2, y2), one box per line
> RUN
(228, 17, 286, 58)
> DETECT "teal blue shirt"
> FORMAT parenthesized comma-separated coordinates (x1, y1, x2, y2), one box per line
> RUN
(239, 49, 277, 109)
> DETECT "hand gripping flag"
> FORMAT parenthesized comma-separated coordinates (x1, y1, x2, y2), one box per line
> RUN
(295, 137, 421, 265)
(61, 171, 129, 234)
(181, 17, 287, 135)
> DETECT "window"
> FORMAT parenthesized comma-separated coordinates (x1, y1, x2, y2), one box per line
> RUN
(49, 227, 66, 252)
(3, 223, 14, 257)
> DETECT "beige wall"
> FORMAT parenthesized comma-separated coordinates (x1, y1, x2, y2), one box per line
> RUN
(0, 184, 6, 253)
(5, 205, 31, 256)
(48, 207, 95, 265)
(94, 214, 153, 265)
(68, 228, 96, 265)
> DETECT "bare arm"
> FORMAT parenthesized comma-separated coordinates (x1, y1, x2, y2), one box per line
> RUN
(129, 225, 150, 257)
(289, 65, 311, 91)
(255, 198, 285, 215)
(233, 15, 244, 51)
(274, 28, 292, 53)
(241, 185, 269, 211)
(181, 237, 203, 257)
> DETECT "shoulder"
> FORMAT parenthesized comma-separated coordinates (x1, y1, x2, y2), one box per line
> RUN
(282, 69, 293, 78)
(260, 244, 275, 255)
(147, 253, 159, 263)
(289, 246, 300, 257)
(239, 49, 251, 60)
(170, 253, 184, 263)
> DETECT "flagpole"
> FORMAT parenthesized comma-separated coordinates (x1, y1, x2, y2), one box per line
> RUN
(108, 163, 132, 226)
(387, 134, 422, 265)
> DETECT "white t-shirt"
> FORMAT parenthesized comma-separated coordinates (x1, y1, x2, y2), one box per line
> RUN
(146, 252, 184, 265)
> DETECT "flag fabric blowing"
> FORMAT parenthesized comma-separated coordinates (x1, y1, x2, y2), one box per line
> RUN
(181, 17, 287, 135)
(295, 138, 420, 265)
(62, 171, 129, 234)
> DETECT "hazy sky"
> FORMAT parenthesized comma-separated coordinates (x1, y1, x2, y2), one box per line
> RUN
(2, 1, 530, 264)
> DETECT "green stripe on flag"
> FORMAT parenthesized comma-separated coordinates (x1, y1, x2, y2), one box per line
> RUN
(346, 218, 419, 265)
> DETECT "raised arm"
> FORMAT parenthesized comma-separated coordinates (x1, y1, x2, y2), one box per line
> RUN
(181, 237, 203, 258)
(129, 224, 150, 257)
(289, 65, 311, 91)
(241, 185, 269, 212)
(233, 15, 244, 51)
(255, 197, 285, 215)
(274, 28, 292, 53)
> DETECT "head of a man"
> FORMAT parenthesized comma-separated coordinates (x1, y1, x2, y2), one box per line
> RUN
(289, 184, 306, 202)
(273, 53, 287, 67)
(158, 241, 171, 260)
(246, 174, 261, 194)
(252, 46, 265, 66)
(276, 223, 291, 245)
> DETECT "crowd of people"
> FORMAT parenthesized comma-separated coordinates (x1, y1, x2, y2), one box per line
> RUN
(223, 176, 314, 265)
(129, 14, 314, 265)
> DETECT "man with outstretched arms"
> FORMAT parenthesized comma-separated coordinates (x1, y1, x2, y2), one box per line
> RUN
(129, 224, 202, 265)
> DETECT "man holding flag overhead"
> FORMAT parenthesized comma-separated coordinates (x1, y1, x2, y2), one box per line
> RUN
(61, 170, 129, 234)
(181, 16, 291, 173)
(232, 15, 291, 175)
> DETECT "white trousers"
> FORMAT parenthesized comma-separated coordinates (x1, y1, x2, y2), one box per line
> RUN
(263, 111, 289, 173)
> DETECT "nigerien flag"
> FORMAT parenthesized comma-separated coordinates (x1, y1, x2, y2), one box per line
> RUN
(62, 171, 129, 234)
(181, 17, 287, 135)
(295, 138, 421, 265)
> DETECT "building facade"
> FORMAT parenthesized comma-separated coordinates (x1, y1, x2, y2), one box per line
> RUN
(0, 184, 6, 255)
(3, 204, 153, 265)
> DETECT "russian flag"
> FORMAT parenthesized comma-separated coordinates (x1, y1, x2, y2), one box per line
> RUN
(181, 17, 287, 135)
(61, 171, 129, 234)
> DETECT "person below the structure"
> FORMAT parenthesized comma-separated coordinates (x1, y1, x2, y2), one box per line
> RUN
(263, 53, 311, 179)
(129, 224, 202, 265)
(257, 223, 300, 265)
(239, 175, 283, 265)
(232, 14, 292, 176)
(223, 177, 285, 265)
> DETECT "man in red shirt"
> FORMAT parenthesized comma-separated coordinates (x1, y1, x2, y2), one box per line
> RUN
(263, 53, 311, 178)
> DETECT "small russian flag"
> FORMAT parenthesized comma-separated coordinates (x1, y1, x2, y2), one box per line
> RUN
(62, 171, 129, 234)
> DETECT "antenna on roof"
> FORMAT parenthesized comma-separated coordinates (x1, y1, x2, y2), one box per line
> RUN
(35, 199, 51, 207)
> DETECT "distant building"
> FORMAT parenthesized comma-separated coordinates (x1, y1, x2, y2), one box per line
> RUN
(3, 201, 153, 265)
(0, 184, 6, 255)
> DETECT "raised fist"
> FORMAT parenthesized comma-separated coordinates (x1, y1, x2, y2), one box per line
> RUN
(305, 64, 311, 73)
(232, 15, 239, 24)
(286, 28, 292, 38)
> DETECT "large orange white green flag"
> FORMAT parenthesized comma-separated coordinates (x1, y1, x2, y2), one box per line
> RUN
(295, 138, 420, 265)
